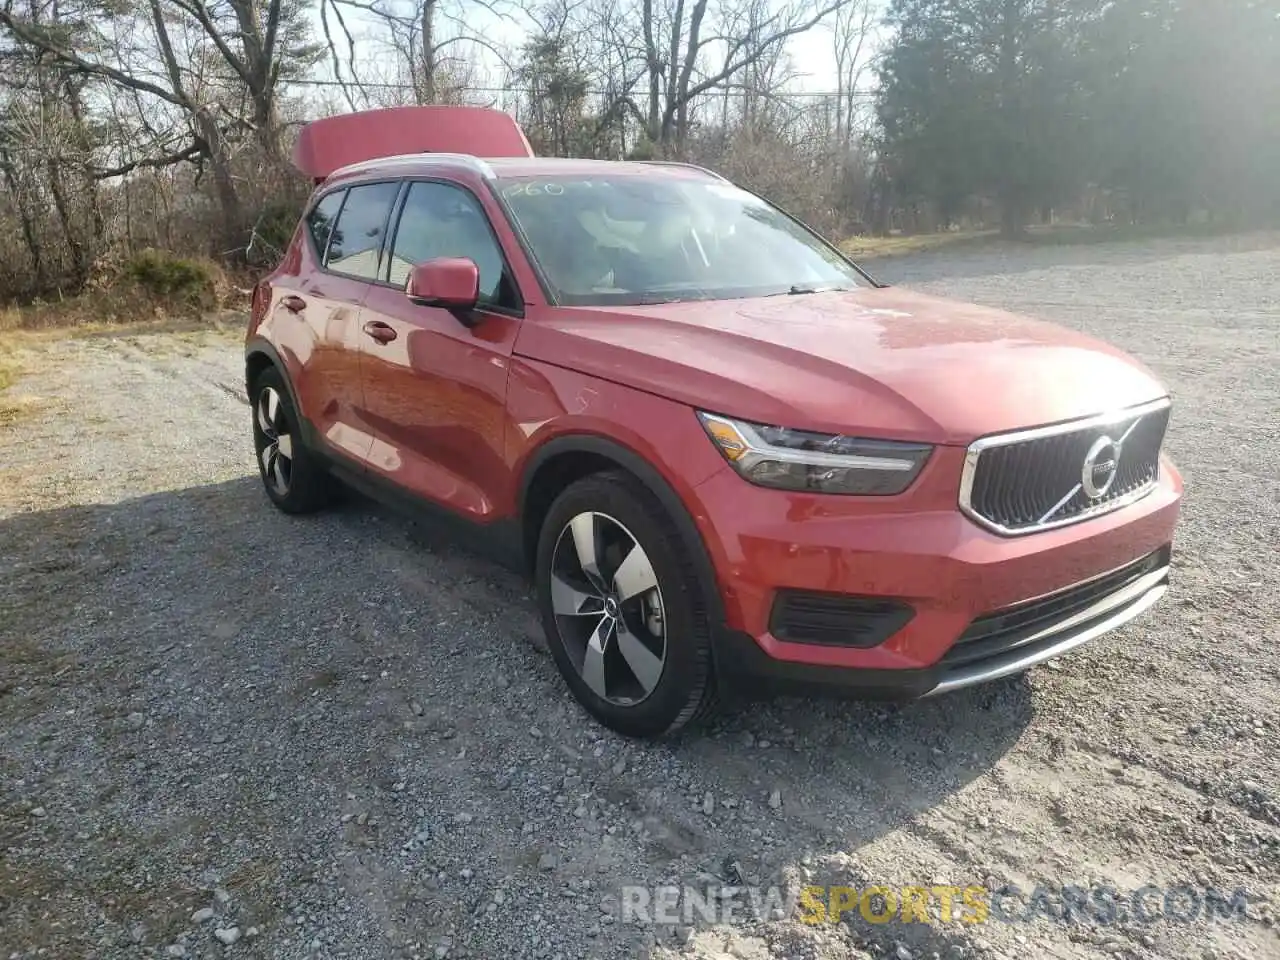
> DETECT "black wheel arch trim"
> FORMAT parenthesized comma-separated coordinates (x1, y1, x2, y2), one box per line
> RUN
(518, 434, 728, 630)
(245, 338, 288, 396)
(245, 339, 318, 448)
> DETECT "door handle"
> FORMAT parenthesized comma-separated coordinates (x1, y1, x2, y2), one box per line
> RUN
(363, 320, 398, 344)
(282, 295, 307, 313)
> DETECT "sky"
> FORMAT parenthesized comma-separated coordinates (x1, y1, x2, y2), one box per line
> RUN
(303, 0, 887, 105)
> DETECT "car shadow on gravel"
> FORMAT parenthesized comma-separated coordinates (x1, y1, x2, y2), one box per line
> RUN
(1, 476, 1032, 959)
(675, 683, 1035, 957)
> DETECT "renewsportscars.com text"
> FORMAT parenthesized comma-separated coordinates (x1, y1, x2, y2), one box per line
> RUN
(617, 883, 1256, 927)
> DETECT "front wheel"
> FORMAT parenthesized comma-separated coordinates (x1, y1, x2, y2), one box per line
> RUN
(534, 471, 718, 738)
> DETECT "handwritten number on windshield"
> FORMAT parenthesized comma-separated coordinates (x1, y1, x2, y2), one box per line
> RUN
(503, 182, 565, 198)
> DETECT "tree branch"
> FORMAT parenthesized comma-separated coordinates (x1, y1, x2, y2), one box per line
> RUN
(432, 31, 515, 75)
(0, 3, 186, 106)
(166, 0, 255, 88)
(318, 0, 361, 110)
(682, 0, 852, 105)
(92, 141, 205, 179)
(261, 0, 285, 77)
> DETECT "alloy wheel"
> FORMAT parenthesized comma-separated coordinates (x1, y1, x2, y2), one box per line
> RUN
(549, 511, 667, 706)
(256, 386, 294, 496)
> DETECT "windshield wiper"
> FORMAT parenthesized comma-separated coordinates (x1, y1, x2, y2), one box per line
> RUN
(787, 283, 853, 295)
(633, 293, 686, 304)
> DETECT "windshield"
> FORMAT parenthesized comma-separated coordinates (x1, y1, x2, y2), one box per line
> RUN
(493, 173, 868, 306)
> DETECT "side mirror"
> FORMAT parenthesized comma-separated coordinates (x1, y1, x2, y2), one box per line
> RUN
(405, 258, 480, 315)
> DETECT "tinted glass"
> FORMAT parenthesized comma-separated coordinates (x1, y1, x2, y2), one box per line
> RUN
(388, 182, 508, 305)
(327, 182, 400, 279)
(495, 174, 867, 306)
(307, 190, 344, 259)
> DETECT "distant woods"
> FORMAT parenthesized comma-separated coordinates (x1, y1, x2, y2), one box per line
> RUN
(877, 0, 1280, 237)
(1, 0, 1276, 302)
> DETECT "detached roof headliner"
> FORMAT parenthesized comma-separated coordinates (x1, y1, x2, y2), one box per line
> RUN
(293, 106, 534, 181)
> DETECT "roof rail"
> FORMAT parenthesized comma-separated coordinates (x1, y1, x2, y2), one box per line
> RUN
(635, 160, 727, 181)
(332, 152, 496, 180)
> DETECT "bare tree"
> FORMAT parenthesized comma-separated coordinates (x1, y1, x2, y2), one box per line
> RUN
(829, 0, 873, 152)
(633, 0, 853, 152)
(318, 0, 516, 107)
(0, 0, 105, 292)
(0, 0, 319, 249)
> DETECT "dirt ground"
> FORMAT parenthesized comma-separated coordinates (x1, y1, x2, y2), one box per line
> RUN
(1, 234, 1277, 960)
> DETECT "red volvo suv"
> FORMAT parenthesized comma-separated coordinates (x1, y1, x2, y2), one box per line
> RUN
(247, 106, 1183, 738)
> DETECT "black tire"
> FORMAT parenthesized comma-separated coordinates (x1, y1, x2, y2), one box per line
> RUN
(534, 470, 719, 738)
(250, 366, 336, 514)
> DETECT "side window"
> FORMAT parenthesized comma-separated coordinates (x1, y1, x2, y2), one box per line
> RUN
(306, 190, 345, 260)
(326, 182, 400, 279)
(387, 181, 515, 308)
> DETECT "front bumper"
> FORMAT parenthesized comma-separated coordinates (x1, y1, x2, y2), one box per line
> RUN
(690, 449, 1183, 698)
(927, 545, 1169, 695)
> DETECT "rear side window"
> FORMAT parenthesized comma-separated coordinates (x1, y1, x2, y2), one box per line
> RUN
(326, 182, 400, 279)
(306, 190, 344, 259)
(387, 181, 515, 308)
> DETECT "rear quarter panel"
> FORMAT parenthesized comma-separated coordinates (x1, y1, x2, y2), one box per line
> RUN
(247, 209, 370, 462)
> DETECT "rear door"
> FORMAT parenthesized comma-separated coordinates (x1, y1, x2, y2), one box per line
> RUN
(286, 180, 402, 465)
(356, 179, 522, 523)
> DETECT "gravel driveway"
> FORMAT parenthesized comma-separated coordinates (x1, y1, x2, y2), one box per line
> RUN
(2, 233, 1277, 960)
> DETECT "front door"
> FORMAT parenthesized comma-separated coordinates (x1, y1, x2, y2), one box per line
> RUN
(357, 179, 522, 524)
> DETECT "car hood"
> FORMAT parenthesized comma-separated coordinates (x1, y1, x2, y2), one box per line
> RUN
(515, 287, 1168, 445)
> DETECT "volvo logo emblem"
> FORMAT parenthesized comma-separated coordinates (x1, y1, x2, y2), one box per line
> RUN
(1082, 436, 1121, 499)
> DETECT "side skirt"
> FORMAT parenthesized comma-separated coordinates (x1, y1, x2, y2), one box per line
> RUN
(314, 446, 526, 576)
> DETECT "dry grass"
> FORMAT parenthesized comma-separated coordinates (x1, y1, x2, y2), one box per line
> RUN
(840, 221, 1260, 263)
(0, 341, 35, 426)
(70, 309, 247, 340)
(0, 350, 19, 393)
(1, 249, 252, 336)
(1, 289, 249, 333)
(1, 309, 244, 347)
(0, 394, 40, 428)
(0, 306, 244, 428)
(841, 230, 997, 261)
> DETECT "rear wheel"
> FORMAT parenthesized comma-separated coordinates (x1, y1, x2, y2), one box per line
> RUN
(534, 471, 718, 738)
(250, 366, 335, 514)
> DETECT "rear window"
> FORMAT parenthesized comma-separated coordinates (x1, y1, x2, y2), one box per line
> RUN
(495, 174, 867, 306)
(306, 190, 344, 259)
(325, 182, 400, 279)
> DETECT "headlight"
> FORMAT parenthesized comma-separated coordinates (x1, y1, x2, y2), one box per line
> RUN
(697, 412, 932, 495)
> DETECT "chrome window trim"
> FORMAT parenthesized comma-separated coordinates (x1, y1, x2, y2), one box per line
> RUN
(958, 397, 1173, 537)
(634, 160, 728, 181)
(333, 153, 497, 180)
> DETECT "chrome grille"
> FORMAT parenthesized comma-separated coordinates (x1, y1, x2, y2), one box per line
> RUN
(959, 399, 1171, 535)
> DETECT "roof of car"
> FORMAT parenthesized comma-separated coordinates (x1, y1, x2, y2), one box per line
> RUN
(325, 153, 724, 185)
